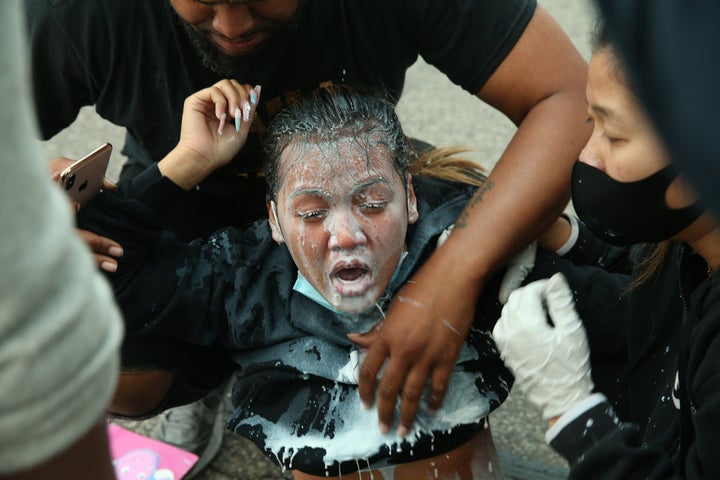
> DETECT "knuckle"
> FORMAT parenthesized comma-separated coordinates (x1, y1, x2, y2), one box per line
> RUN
(357, 363, 376, 382)
(377, 383, 397, 400)
(402, 389, 422, 402)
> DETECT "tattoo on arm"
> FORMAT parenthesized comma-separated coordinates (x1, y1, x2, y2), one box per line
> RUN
(455, 181, 494, 229)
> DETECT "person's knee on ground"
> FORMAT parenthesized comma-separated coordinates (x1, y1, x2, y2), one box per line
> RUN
(109, 369, 176, 418)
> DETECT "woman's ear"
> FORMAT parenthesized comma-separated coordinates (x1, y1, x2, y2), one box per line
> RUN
(267, 200, 285, 243)
(407, 174, 419, 224)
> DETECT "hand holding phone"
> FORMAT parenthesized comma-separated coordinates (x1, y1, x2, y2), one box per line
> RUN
(58, 143, 112, 207)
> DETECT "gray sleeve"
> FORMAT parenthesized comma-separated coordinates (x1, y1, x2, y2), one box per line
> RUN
(0, 0, 123, 473)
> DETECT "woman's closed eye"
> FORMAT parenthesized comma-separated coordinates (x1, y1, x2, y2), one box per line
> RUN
(602, 131, 624, 145)
(359, 201, 388, 212)
(297, 209, 328, 221)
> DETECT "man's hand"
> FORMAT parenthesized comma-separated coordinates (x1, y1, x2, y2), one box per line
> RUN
(348, 251, 478, 437)
(47, 158, 123, 272)
(77, 229, 123, 273)
(492, 273, 594, 420)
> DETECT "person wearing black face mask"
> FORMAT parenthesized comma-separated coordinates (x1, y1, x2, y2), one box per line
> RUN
(492, 26, 720, 479)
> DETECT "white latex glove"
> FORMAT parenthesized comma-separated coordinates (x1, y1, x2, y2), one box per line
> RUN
(492, 272, 594, 420)
(498, 242, 537, 304)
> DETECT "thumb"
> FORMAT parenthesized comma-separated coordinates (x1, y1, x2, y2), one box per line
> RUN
(544, 273, 580, 330)
(347, 328, 377, 348)
(498, 242, 537, 304)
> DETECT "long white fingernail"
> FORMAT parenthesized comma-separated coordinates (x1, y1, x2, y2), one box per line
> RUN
(243, 100, 251, 122)
(234, 108, 241, 132)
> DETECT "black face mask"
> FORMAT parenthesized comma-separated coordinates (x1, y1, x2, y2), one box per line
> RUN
(571, 161, 704, 246)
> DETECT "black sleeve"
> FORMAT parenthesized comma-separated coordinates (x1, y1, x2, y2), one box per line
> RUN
(562, 218, 633, 274)
(397, 0, 536, 93)
(25, 0, 105, 138)
(527, 248, 630, 361)
(684, 280, 720, 478)
(550, 401, 676, 479)
(76, 166, 269, 348)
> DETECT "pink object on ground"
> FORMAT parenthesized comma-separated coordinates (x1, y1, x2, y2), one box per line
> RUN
(108, 424, 199, 480)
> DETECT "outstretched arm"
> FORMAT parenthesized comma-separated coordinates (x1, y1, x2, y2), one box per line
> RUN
(352, 5, 591, 435)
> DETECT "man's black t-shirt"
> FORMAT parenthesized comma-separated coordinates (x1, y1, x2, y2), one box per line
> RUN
(27, 0, 534, 233)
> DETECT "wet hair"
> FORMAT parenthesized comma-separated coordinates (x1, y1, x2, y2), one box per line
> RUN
(263, 85, 411, 200)
(263, 85, 487, 200)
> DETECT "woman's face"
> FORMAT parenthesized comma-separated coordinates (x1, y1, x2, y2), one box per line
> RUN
(580, 50, 694, 209)
(268, 139, 418, 314)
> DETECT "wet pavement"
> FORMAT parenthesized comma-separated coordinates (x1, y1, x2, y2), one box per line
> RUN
(41, 2, 595, 478)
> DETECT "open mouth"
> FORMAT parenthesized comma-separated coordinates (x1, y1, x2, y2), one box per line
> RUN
(334, 267, 368, 282)
(330, 263, 373, 297)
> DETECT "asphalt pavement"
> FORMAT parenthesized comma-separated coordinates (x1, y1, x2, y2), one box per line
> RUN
(41, 1, 596, 478)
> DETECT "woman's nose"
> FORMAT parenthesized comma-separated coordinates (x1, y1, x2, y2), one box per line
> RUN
(327, 216, 368, 250)
(579, 143, 605, 171)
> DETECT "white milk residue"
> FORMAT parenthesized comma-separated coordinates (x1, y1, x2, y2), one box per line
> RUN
(239, 348, 493, 470)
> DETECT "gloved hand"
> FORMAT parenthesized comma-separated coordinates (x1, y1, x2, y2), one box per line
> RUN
(492, 272, 594, 420)
(498, 242, 537, 304)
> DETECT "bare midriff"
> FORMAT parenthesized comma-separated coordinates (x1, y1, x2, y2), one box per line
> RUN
(292, 426, 503, 480)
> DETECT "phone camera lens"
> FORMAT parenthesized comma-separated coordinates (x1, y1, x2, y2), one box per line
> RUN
(64, 174, 76, 190)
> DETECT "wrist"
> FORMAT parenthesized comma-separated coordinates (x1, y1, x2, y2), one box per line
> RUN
(545, 393, 608, 443)
(547, 416, 560, 429)
(434, 223, 496, 288)
(158, 145, 214, 190)
(434, 234, 490, 292)
(537, 215, 573, 252)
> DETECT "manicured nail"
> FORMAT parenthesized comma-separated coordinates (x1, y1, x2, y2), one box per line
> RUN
(217, 113, 227, 135)
(234, 108, 241, 132)
(101, 261, 117, 273)
(397, 425, 408, 438)
(243, 100, 251, 122)
(379, 422, 390, 435)
(108, 246, 124, 257)
(254, 84, 262, 99)
(250, 89, 258, 105)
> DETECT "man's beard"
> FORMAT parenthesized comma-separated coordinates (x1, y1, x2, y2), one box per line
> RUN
(176, 3, 304, 84)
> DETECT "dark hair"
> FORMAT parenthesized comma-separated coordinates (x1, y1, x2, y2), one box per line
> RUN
(263, 85, 410, 200)
(591, 21, 629, 87)
(591, 21, 671, 290)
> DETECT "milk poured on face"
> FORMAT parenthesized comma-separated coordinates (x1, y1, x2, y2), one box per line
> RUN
(270, 138, 417, 314)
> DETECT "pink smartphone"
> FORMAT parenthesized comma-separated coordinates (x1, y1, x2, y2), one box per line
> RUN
(58, 143, 112, 206)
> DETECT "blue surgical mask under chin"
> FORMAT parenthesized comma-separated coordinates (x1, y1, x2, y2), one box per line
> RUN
(293, 251, 409, 314)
